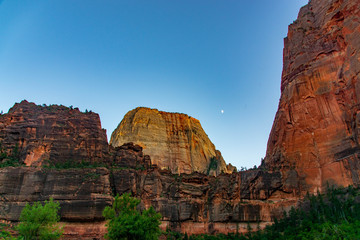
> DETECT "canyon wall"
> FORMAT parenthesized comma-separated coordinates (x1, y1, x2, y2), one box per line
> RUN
(110, 107, 233, 175)
(0, 102, 295, 239)
(0, 167, 297, 239)
(0, 100, 109, 167)
(266, 0, 360, 193)
(0, 0, 359, 238)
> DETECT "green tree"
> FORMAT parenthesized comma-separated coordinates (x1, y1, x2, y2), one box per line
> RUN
(103, 193, 162, 240)
(16, 198, 63, 240)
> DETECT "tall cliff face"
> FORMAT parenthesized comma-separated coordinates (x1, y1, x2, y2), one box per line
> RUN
(0, 101, 151, 169)
(110, 107, 232, 175)
(0, 100, 109, 166)
(0, 103, 292, 239)
(0, 167, 294, 238)
(266, 0, 360, 193)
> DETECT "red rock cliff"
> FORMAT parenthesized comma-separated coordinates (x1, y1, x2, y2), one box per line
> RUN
(266, 0, 360, 193)
(0, 100, 109, 166)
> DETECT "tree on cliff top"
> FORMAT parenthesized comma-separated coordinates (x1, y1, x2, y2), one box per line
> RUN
(16, 198, 63, 240)
(103, 193, 162, 240)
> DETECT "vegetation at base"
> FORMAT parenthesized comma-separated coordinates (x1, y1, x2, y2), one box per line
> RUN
(0, 222, 14, 239)
(16, 198, 63, 240)
(207, 157, 218, 175)
(1, 199, 63, 240)
(103, 193, 162, 240)
(165, 185, 360, 240)
(0, 144, 23, 168)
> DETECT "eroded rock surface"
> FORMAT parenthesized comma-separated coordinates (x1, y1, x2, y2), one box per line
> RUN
(0, 101, 109, 167)
(266, 0, 360, 193)
(110, 107, 232, 175)
(0, 167, 296, 239)
(0, 0, 359, 238)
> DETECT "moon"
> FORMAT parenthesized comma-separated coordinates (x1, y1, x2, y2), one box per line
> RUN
(221, 110, 224, 114)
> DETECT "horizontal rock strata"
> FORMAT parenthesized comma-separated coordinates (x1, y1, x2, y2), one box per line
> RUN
(0, 167, 297, 239)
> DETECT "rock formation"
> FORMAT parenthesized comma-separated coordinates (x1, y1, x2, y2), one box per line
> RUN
(0, 101, 151, 170)
(0, 166, 296, 238)
(0, 102, 293, 239)
(110, 107, 232, 175)
(266, 0, 360, 193)
(0, 100, 109, 167)
(0, 0, 359, 238)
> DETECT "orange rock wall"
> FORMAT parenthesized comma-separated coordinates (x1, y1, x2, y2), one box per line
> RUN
(110, 107, 231, 175)
(266, 0, 360, 193)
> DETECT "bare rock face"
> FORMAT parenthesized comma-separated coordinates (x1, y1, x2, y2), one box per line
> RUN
(266, 0, 360, 193)
(0, 101, 151, 170)
(0, 100, 109, 166)
(110, 107, 231, 175)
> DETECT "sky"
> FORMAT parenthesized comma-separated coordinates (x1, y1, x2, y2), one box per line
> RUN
(0, 0, 308, 169)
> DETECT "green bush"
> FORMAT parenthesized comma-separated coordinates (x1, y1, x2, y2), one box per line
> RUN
(43, 159, 106, 169)
(0, 144, 23, 168)
(16, 198, 63, 240)
(103, 193, 162, 240)
(207, 157, 218, 175)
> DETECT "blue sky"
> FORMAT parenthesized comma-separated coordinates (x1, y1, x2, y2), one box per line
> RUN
(0, 0, 308, 169)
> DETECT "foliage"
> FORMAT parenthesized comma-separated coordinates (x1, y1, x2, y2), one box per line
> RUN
(207, 157, 218, 175)
(164, 185, 360, 240)
(0, 222, 14, 240)
(43, 159, 106, 169)
(0, 144, 23, 168)
(103, 193, 162, 240)
(16, 198, 63, 240)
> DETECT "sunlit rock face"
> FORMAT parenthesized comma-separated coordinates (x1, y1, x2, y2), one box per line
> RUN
(110, 107, 232, 175)
(266, 0, 360, 193)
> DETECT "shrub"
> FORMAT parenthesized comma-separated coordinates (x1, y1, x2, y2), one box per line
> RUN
(207, 157, 218, 175)
(16, 198, 63, 240)
(0, 144, 23, 168)
(103, 193, 162, 240)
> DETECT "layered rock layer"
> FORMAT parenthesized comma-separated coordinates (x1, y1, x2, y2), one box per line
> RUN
(0, 102, 294, 239)
(0, 101, 109, 166)
(0, 101, 151, 169)
(110, 107, 231, 175)
(0, 0, 360, 238)
(266, 0, 360, 193)
(0, 167, 296, 239)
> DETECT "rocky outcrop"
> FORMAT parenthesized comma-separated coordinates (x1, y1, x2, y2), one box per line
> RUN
(0, 100, 109, 167)
(266, 0, 360, 193)
(0, 101, 151, 170)
(110, 107, 232, 175)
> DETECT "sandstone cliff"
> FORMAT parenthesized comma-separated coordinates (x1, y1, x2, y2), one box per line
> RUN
(266, 0, 360, 193)
(0, 0, 359, 238)
(0, 102, 293, 239)
(0, 167, 296, 238)
(0, 100, 109, 167)
(0, 101, 151, 170)
(110, 107, 232, 175)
